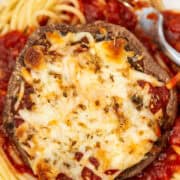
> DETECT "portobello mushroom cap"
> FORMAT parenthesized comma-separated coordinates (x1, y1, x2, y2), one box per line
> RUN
(3, 21, 177, 179)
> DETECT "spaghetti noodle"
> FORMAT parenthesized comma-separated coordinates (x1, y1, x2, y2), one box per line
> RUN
(0, 0, 86, 35)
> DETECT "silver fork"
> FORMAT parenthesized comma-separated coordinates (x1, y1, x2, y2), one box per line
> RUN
(121, 0, 180, 66)
(136, 7, 180, 66)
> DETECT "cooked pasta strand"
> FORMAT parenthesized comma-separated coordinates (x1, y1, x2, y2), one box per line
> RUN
(0, 0, 86, 34)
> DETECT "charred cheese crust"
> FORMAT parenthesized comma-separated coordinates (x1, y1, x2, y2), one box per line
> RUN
(6, 25, 172, 180)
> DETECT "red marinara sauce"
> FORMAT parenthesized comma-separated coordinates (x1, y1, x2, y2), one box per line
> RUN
(163, 11, 180, 52)
(0, 31, 27, 125)
(133, 117, 180, 180)
(0, 31, 31, 174)
(80, 0, 137, 31)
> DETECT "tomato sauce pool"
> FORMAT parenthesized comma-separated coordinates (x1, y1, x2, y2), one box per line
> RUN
(163, 11, 180, 52)
(0, 31, 27, 125)
(0, 31, 32, 175)
(81, 0, 137, 31)
(0, 1, 180, 179)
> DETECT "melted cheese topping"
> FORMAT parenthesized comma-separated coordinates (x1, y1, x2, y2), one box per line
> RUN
(16, 31, 164, 179)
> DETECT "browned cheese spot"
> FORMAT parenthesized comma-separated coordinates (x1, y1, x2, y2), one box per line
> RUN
(15, 123, 27, 138)
(24, 46, 44, 70)
(103, 38, 126, 61)
(36, 159, 53, 180)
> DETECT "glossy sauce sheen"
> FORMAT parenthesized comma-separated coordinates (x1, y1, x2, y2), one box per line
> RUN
(0, 2, 179, 180)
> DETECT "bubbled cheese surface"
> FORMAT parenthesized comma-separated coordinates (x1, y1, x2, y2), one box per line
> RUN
(16, 31, 164, 179)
